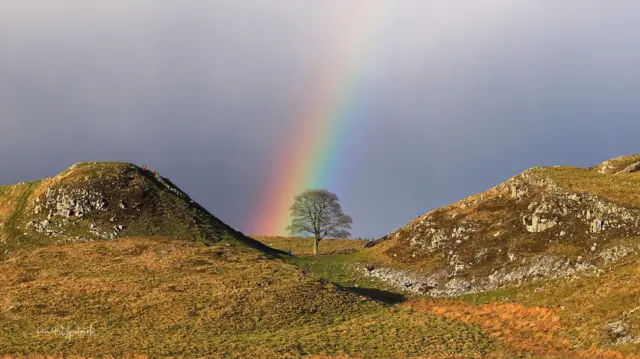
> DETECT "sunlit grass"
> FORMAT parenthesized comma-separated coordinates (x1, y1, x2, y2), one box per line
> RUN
(541, 166, 640, 209)
(253, 236, 367, 256)
(0, 237, 494, 358)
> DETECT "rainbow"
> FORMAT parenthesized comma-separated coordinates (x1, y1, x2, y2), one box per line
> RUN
(250, 2, 390, 236)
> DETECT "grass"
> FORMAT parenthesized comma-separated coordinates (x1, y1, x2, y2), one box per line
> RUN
(288, 253, 406, 302)
(0, 182, 41, 257)
(277, 246, 640, 357)
(6, 182, 37, 241)
(0, 237, 495, 358)
(253, 236, 367, 256)
(594, 155, 640, 174)
(406, 298, 640, 359)
(3, 160, 640, 358)
(541, 166, 640, 209)
(0, 162, 274, 259)
(448, 252, 640, 356)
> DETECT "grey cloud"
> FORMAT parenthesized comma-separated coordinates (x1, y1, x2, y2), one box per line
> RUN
(1, 1, 640, 237)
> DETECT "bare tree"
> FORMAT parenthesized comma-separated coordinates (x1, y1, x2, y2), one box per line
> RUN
(287, 189, 352, 256)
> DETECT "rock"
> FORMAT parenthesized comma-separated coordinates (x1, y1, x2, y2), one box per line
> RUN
(599, 245, 639, 264)
(361, 266, 440, 295)
(591, 219, 606, 233)
(616, 161, 640, 174)
(524, 213, 557, 233)
(510, 181, 528, 199)
(607, 320, 630, 340)
(488, 255, 596, 289)
(40, 187, 108, 219)
(153, 173, 188, 198)
(568, 194, 582, 202)
(369, 158, 640, 299)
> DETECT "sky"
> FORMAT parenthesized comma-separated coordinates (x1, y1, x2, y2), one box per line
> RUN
(1, 1, 640, 238)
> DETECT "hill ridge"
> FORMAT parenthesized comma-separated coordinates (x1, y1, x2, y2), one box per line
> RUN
(363, 155, 640, 297)
(0, 161, 269, 258)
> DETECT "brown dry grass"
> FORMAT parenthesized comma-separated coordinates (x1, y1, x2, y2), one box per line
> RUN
(406, 299, 570, 356)
(0, 356, 364, 359)
(542, 166, 640, 209)
(0, 356, 151, 359)
(406, 299, 640, 359)
(0, 237, 494, 358)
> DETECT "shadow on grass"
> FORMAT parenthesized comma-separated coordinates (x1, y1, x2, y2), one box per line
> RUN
(343, 286, 406, 304)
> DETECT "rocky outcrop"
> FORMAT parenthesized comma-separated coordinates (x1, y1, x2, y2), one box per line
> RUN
(486, 255, 598, 286)
(598, 244, 640, 264)
(367, 158, 640, 297)
(606, 313, 640, 345)
(405, 219, 478, 253)
(617, 161, 640, 174)
(23, 186, 122, 240)
(0, 162, 272, 261)
(596, 155, 640, 174)
(361, 267, 435, 295)
(523, 201, 559, 233)
(38, 187, 108, 219)
(363, 254, 599, 297)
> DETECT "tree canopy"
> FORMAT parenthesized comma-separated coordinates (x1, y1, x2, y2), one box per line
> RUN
(287, 189, 352, 255)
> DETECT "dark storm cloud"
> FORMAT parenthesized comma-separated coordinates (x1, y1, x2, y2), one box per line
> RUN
(2, 1, 640, 237)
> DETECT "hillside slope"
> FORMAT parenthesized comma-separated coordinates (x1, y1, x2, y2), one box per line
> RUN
(363, 155, 640, 297)
(3, 160, 639, 357)
(0, 163, 498, 358)
(0, 162, 267, 259)
(1, 236, 502, 358)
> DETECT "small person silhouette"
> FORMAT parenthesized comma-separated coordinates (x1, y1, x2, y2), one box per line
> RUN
(142, 164, 147, 171)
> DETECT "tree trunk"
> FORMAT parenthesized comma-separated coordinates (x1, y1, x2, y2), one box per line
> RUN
(313, 237, 320, 256)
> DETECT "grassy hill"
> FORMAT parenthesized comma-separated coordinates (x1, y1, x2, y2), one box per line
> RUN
(2, 159, 640, 358)
(0, 163, 494, 358)
(359, 155, 640, 297)
(290, 155, 640, 356)
(0, 162, 269, 260)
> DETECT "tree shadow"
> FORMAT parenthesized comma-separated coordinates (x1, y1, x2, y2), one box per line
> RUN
(342, 286, 406, 304)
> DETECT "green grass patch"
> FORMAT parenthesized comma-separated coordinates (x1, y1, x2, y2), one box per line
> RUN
(253, 236, 367, 256)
